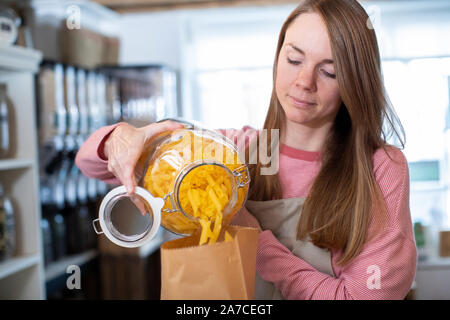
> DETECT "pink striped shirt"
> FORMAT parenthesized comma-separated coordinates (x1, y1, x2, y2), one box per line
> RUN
(75, 123, 417, 300)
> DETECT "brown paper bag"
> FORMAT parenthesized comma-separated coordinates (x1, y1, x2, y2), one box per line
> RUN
(160, 226, 259, 300)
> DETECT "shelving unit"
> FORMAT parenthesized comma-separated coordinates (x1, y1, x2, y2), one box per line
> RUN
(0, 44, 44, 299)
(45, 249, 98, 283)
(0, 159, 35, 171)
(0, 254, 41, 280)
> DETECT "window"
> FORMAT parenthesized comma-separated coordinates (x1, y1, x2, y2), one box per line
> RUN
(180, 2, 450, 234)
(196, 68, 272, 129)
(181, 6, 292, 129)
(383, 57, 450, 228)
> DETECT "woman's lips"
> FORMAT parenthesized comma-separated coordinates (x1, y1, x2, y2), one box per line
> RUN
(289, 96, 316, 108)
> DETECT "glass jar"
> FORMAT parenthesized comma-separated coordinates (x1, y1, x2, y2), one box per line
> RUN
(0, 6, 21, 46)
(0, 83, 10, 158)
(0, 183, 15, 261)
(93, 119, 250, 248)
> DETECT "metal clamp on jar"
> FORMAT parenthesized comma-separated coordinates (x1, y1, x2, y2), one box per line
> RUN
(93, 119, 250, 248)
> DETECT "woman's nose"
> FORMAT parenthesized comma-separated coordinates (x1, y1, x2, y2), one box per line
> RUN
(295, 67, 316, 91)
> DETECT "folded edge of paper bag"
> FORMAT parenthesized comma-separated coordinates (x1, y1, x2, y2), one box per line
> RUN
(231, 226, 259, 299)
(160, 226, 259, 300)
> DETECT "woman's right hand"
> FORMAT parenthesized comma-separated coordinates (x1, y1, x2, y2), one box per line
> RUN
(104, 120, 185, 195)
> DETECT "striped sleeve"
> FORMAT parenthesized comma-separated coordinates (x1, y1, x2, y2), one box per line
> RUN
(255, 147, 417, 300)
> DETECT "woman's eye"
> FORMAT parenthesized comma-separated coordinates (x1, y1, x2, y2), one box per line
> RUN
(322, 70, 336, 79)
(287, 58, 301, 65)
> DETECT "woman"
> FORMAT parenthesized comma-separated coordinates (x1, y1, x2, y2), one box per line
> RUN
(75, 0, 417, 299)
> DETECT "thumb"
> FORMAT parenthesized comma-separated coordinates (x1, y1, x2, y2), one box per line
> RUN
(130, 194, 148, 216)
(142, 120, 185, 141)
(124, 169, 137, 195)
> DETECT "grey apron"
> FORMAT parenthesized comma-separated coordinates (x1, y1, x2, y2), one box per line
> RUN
(246, 197, 335, 300)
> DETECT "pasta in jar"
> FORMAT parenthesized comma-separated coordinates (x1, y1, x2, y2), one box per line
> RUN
(142, 126, 249, 245)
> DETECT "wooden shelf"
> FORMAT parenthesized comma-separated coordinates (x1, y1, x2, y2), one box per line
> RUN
(0, 159, 35, 171)
(0, 45, 42, 73)
(0, 254, 41, 280)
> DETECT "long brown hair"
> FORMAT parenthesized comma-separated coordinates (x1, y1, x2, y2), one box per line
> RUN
(246, 0, 405, 266)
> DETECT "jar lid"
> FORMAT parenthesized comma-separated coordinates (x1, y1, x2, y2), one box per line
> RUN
(94, 186, 163, 248)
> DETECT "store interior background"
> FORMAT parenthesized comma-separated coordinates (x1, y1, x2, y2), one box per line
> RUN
(0, 0, 449, 300)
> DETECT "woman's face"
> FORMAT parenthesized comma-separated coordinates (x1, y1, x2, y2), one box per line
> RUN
(276, 12, 342, 129)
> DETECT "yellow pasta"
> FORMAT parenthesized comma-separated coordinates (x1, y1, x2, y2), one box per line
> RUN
(198, 219, 211, 246)
(224, 231, 233, 242)
(143, 130, 249, 244)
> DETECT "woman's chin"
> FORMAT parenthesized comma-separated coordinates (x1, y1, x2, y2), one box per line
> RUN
(283, 108, 311, 125)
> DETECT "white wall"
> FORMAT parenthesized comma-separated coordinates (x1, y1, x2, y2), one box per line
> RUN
(118, 11, 184, 68)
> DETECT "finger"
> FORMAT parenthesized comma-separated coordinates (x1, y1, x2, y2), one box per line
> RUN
(142, 120, 185, 141)
(118, 143, 145, 194)
(130, 194, 148, 216)
(134, 160, 145, 184)
(125, 174, 136, 195)
(120, 163, 137, 195)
